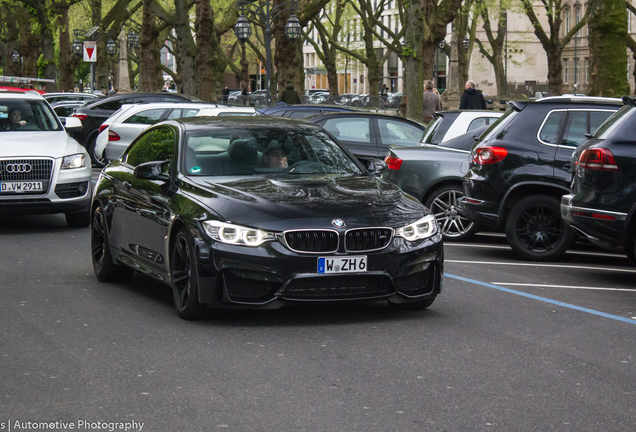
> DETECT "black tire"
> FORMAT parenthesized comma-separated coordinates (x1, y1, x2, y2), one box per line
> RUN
(424, 185, 479, 241)
(388, 295, 436, 310)
(505, 195, 574, 261)
(87, 135, 108, 168)
(170, 228, 204, 320)
(66, 210, 91, 228)
(91, 205, 134, 282)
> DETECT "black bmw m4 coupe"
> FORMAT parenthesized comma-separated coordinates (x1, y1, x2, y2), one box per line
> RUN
(91, 117, 443, 319)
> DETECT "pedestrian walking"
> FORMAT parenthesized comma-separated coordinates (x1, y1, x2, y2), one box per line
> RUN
(422, 80, 442, 124)
(381, 84, 389, 109)
(459, 80, 487, 109)
(222, 86, 230, 104)
(280, 82, 301, 105)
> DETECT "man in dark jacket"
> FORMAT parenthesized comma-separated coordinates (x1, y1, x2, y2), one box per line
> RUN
(280, 82, 301, 104)
(459, 80, 487, 109)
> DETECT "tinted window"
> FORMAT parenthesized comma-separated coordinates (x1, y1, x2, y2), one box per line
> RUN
(322, 118, 370, 143)
(539, 111, 565, 144)
(561, 111, 588, 147)
(377, 119, 425, 145)
(289, 111, 315, 119)
(166, 108, 199, 119)
(595, 105, 635, 139)
(590, 111, 614, 135)
(0, 98, 62, 132)
(125, 131, 154, 167)
(423, 113, 460, 144)
(480, 109, 518, 143)
(124, 127, 175, 170)
(95, 99, 124, 111)
(53, 105, 76, 117)
(124, 108, 167, 125)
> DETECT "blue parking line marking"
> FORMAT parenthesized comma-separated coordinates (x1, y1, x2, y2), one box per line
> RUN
(446, 273, 636, 326)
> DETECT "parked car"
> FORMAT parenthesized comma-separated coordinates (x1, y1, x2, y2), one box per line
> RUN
(383, 125, 490, 241)
(70, 92, 202, 166)
(227, 90, 243, 104)
(308, 92, 331, 104)
(461, 96, 622, 261)
(248, 90, 268, 105)
(256, 104, 358, 119)
(422, 110, 504, 145)
(95, 104, 255, 162)
(0, 92, 91, 227)
(42, 92, 99, 105)
(91, 116, 443, 319)
(306, 112, 428, 158)
(51, 101, 85, 125)
(561, 96, 636, 264)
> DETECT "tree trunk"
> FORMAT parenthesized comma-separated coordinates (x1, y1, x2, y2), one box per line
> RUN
(274, 13, 303, 97)
(588, 0, 630, 97)
(32, 0, 57, 90)
(405, 0, 425, 120)
(57, 2, 79, 92)
(195, 0, 213, 101)
(139, 0, 161, 92)
(174, 0, 197, 96)
(240, 41, 249, 92)
(3, 1, 21, 77)
(17, 4, 40, 79)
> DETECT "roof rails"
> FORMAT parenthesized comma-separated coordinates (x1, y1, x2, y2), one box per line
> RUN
(534, 95, 622, 104)
(622, 95, 636, 106)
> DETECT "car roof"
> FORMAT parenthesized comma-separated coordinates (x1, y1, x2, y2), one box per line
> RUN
(304, 111, 423, 122)
(532, 95, 623, 105)
(257, 104, 357, 114)
(0, 92, 44, 100)
(43, 92, 97, 98)
(171, 115, 320, 131)
(81, 92, 199, 108)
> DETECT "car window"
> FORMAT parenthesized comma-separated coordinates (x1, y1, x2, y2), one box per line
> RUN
(467, 117, 493, 132)
(560, 111, 588, 147)
(217, 112, 253, 116)
(183, 126, 362, 177)
(480, 109, 518, 143)
(539, 111, 565, 144)
(53, 106, 75, 117)
(595, 105, 634, 139)
(0, 98, 62, 132)
(322, 118, 370, 143)
(377, 119, 425, 145)
(124, 131, 155, 166)
(289, 111, 315, 119)
(94, 99, 124, 111)
(124, 108, 167, 125)
(422, 113, 459, 144)
(167, 108, 200, 119)
(590, 111, 615, 135)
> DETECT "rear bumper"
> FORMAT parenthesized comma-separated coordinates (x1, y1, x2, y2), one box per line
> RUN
(457, 196, 501, 228)
(560, 194, 628, 251)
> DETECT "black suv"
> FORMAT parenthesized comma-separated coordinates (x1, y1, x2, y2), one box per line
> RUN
(561, 96, 636, 264)
(70, 92, 201, 166)
(461, 96, 622, 261)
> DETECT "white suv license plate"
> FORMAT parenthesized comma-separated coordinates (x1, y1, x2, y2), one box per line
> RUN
(0, 181, 43, 193)
(318, 256, 367, 274)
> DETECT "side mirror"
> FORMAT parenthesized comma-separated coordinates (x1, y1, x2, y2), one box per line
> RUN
(133, 160, 170, 181)
(584, 133, 593, 139)
(64, 116, 82, 130)
(359, 157, 387, 176)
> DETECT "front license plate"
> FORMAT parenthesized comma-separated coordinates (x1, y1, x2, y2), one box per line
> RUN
(318, 256, 367, 274)
(0, 181, 43, 193)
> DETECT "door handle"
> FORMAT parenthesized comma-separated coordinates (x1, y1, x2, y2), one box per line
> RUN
(123, 181, 132, 189)
(563, 164, 571, 170)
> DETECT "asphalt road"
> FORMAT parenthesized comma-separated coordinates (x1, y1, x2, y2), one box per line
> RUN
(1, 210, 635, 431)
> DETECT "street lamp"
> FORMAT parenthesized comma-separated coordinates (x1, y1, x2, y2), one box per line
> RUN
(127, 30, 139, 49)
(12, 51, 20, 63)
(106, 39, 117, 56)
(234, 0, 301, 107)
(436, 40, 446, 89)
(573, 1, 580, 94)
(462, 36, 470, 51)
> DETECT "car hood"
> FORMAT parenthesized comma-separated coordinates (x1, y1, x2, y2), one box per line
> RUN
(183, 174, 428, 230)
(0, 131, 85, 158)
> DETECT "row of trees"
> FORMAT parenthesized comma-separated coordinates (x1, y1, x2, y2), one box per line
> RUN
(0, 0, 635, 119)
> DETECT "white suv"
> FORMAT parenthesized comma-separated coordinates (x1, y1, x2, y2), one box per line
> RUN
(0, 93, 91, 227)
(95, 103, 255, 162)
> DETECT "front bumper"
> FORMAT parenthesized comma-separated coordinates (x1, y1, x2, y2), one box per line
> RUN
(0, 157, 92, 216)
(193, 233, 444, 308)
(560, 194, 628, 251)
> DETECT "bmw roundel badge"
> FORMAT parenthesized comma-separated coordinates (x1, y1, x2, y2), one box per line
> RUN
(332, 219, 346, 228)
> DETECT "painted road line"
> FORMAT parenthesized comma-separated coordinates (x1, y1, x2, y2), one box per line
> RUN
(444, 243, 625, 258)
(446, 260, 636, 273)
(447, 273, 636, 326)
(491, 283, 636, 292)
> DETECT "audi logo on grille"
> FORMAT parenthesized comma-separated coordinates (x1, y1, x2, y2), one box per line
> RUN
(5, 163, 32, 173)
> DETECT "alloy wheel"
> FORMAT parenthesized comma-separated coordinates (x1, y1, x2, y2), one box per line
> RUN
(514, 204, 564, 252)
(172, 235, 192, 312)
(429, 189, 475, 239)
(91, 208, 106, 274)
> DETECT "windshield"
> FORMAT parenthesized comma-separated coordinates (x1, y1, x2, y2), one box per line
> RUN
(0, 98, 62, 132)
(183, 126, 363, 177)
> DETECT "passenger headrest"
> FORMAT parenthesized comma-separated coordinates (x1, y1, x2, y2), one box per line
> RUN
(228, 138, 258, 163)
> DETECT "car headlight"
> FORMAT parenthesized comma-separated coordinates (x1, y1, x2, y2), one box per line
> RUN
(394, 214, 438, 241)
(202, 221, 276, 247)
(61, 153, 86, 169)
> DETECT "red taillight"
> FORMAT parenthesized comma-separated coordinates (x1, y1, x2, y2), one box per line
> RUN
(99, 124, 109, 133)
(108, 130, 120, 141)
(71, 113, 88, 121)
(472, 146, 508, 165)
(384, 155, 403, 170)
(577, 148, 618, 171)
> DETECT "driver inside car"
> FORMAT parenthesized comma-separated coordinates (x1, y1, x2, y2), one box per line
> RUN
(261, 140, 288, 169)
(2, 108, 27, 130)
